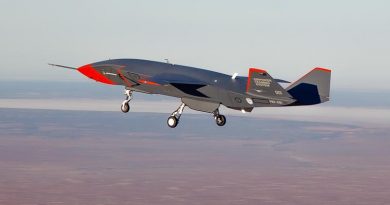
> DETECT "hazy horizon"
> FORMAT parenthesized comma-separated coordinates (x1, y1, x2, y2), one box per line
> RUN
(0, 81, 389, 127)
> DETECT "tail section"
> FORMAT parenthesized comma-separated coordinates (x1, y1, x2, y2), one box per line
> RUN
(287, 67, 331, 105)
(246, 68, 293, 102)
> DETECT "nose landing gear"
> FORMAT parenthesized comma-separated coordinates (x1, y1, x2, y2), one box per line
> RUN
(167, 103, 186, 128)
(121, 89, 132, 113)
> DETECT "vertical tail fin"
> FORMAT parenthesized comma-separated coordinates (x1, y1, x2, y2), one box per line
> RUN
(287, 67, 331, 105)
(246, 68, 293, 101)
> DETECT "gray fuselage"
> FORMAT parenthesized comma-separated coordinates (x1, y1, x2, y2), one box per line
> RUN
(91, 59, 270, 111)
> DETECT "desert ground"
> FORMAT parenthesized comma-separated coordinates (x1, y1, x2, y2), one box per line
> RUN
(0, 108, 390, 205)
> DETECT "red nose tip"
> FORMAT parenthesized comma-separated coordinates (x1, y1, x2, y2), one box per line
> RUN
(77, 64, 115, 85)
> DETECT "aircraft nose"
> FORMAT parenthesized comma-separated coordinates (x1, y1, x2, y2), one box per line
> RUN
(77, 64, 116, 85)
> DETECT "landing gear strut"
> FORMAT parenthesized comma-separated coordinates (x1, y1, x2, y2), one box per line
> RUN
(167, 103, 186, 128)
(121, 89, 132, 113)
(213, 109, 226, 126)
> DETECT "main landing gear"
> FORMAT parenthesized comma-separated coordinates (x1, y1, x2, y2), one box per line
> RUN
(121, 89, 132, 113)
(167, 103, 227, 128)
(213, 109, 226, 126)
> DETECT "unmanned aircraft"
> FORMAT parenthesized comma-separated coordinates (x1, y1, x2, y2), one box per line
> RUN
(50, 59, 331, 128)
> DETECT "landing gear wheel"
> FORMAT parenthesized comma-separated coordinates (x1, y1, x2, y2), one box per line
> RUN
(120, 89, 132, 113)
(167, 103, 185, 128)
(215, 115, 226, 126)
(121, 103, 130, 113)
(167, 116, 179, 128)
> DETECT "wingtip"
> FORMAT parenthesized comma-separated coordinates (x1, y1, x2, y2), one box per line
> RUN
(275, 79, 291, 83)
(249, 68, 267, 73)
(314, 67, 331, 72)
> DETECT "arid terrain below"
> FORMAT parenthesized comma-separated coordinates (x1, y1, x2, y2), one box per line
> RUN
(0, 108, 389, 205)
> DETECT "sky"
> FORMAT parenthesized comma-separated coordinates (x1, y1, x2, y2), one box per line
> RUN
(1, 0, 390, 91)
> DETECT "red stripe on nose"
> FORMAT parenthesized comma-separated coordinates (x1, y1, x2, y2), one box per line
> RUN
(77, 64, 116, 85)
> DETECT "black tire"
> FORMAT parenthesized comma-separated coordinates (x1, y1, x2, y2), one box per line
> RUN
(121, 103, 130, 113)
(167, 116, 178, 128)
(216, 115, 226, 126)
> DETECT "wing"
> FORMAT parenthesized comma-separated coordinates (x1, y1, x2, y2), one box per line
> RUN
(150, 73, 209, 98)
(275, 79, 290, 83)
